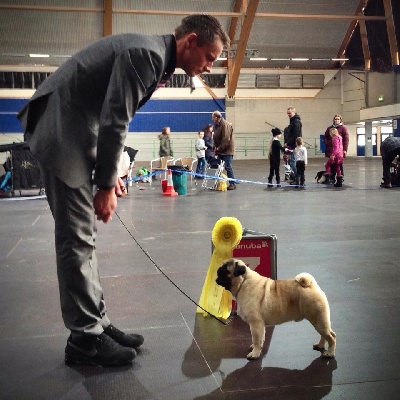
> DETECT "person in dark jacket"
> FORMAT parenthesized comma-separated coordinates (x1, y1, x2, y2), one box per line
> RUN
(202, 123, 214, 163)
(380, 136, 400, 188)
(267, 128, 285, 187)
(17, 14, 229, 367)
(322, 114, 349, 183)
(212, 110, 236, 190)
(284, 107, 302, 181)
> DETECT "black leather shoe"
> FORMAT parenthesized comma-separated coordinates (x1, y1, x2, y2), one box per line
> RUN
(104, 324, 144, 349)
(227, 183, 236, 190)
(65, 333, 136, 367)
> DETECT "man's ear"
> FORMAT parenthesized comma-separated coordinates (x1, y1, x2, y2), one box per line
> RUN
(186, 32, 198, 47)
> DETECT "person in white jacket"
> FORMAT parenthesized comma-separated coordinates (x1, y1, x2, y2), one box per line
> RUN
(294, 137, 308, 187)
(195, 131, 207, 177)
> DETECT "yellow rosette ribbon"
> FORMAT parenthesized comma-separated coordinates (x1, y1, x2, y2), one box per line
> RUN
(197, 217, 242, 319)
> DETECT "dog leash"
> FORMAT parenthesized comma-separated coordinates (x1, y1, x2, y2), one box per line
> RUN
(114, 211, 231, 326)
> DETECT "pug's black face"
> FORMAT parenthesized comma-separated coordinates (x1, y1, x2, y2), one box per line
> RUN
(216, 259, 247, 292)
(216, 263, 232, 291)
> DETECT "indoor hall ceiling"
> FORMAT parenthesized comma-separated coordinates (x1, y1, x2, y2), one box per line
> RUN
(0, 0, 398, 72)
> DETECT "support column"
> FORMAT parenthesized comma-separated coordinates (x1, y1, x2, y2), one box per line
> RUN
(225, 96, 236, 128)
(393, 119, 400, 137)
(365, 121, 373, 157)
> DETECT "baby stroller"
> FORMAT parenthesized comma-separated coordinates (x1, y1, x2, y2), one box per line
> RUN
(283, 152, 295, 181)
(202, 156, 226, 190)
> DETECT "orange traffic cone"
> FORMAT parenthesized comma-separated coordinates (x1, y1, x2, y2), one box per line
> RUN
(163, 169, 178, 197)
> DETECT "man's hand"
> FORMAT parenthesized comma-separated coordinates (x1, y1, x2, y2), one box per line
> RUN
(115, 176, 127, 198)
(94, 177, 127, 223)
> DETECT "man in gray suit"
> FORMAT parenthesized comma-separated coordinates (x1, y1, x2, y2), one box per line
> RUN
(18, 14, 229, 367)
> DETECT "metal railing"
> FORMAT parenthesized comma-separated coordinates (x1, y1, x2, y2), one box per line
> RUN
(142, 136, 324, 159)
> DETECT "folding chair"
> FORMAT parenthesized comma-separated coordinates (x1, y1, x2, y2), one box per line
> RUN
(150, 156, 174, 183)
(202, 158, 225, 190)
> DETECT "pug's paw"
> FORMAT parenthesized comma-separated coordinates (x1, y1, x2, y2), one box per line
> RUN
(321, 350, 335, 358)
(247, 348, 261, 360)
(313, 344, 325, 352)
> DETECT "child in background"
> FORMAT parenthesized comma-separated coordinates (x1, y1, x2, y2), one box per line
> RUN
(294, 137, 308, 187)
(195, 131, 207, 177)
(324, 127, 344, 187)
(267, 128, 285, 187)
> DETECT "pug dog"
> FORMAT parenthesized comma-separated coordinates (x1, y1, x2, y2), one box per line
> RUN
(216, 258, 336, 360)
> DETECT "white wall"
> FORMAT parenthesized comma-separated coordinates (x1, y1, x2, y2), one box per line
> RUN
(367, 72, 397, 108)
(341, 70, 367, 123)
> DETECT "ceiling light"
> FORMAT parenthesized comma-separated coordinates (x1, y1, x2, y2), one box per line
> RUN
(291, 58, 309, 61)
(331, 58, 349, 61)
(271, 58, 290, 61)
(29, 54, 50, 58)
(250, 57, 268, 61)
(2, 53, 25, 57)
(220, 49, 259, 59)
(217, 57, 227, 61)
(311, 58, 331, 61)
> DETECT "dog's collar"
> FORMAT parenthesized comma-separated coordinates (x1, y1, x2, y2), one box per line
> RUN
(235, 279, 244, 297)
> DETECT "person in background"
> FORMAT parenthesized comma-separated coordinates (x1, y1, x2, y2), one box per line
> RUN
(322, 114, 349, 183)
(17, 14, 229, 367)
(294, 136, 308, 187)
(323, 128, 344, 187)
(212, 110, 236, 190)
(380, 136, 400, 188)
(159, 126, 173, 157)
(267, 128, 284, 187)
(284, 107, 302, 183)
(194, 130, 207, 177)
(202, 123, 214, 163)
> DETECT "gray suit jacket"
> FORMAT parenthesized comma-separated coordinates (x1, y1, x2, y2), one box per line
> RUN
(18, 33, 176, 188)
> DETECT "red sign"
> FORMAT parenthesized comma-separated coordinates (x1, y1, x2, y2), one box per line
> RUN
(233, 235, 277, 279)
(230, 234, 277, 312)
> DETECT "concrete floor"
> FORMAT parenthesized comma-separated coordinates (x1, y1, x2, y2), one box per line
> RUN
(1, 157, 400, 400)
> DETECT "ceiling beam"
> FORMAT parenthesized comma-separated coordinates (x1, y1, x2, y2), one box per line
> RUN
(224, 0, 247, 69)
(227, 0, 259, 98)
(227, 0, 246, 41)
(383, 0, 399, 66)
(196, 75, 218, 99)
(113, 9, 387, 21)
(0, 5, 103, 12)
(103, 0, 113, 36)
(337, 0, 369, 63)
(359, 19, 371, 71)
(253, 12, 385, 21)
(0, 5, 388, 21)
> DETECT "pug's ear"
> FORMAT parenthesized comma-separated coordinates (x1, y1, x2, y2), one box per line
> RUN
(233, 261, 246, 277)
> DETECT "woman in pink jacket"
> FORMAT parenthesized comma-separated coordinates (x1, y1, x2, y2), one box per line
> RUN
(323, 114, 349, 183)
(323, 128, 344, 187)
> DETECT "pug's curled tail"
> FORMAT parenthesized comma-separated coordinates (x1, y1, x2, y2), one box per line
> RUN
(295, 273, 316, 288)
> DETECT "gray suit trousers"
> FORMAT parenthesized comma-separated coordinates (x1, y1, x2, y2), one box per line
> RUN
(40, 164, 110, 335)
